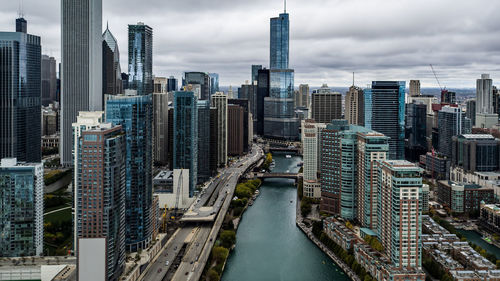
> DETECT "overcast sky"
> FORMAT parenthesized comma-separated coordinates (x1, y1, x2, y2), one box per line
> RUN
(2, 0, 500, 88)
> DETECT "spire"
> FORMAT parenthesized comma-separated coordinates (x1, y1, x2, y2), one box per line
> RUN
(284, 0, 286, 13)
(353, 72, 355, 86)
(106, 21, 109, 30)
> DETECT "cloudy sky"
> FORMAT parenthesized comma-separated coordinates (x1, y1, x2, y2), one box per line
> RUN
(2, 0, 500, 88)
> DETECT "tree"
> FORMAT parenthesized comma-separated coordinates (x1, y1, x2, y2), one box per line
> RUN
(220, 230, 236, 248)
(207, 269, 220, 281)
(212, 247, 229, 264)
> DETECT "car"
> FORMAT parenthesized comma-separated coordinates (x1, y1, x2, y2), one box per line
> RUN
(165, 261, 169, 266)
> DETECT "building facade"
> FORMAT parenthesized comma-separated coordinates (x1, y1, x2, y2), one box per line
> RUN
(438, 106, 470, 158)
(128, 23, 153, 96)
(437, 180, 495, 213)
(0, 158, 43, 257)
(153, 92, 169, 165)
(451, 134, 500, 172)
(0, 19, 42, 163)
(345, 86, 364, 126)
(61, 0, 103, 165)
(102, 25, 122, 97)
(365, 81, 406, 160)
(41, 55, 57, 105)
(197, 100, 211, 183)
(211, 93, 228, 167)
(476, 74, 494, 115)
(184, 72, 210, 101)
(409, 80, 421, 97)
(311, 85, 342, 123)
(256, 69, 270, 136)
(106, 94, 153, 251)
(227, 104, 245, 156)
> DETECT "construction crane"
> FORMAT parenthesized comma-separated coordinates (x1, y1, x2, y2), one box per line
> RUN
(430, 64, 452, 104)
(430, 64, 443, 91)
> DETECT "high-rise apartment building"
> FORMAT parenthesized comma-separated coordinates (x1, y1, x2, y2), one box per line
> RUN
(197, 100, 211, 183)
(437, 106, 470, 158)
(61, 0, 103, 165)
(409, 80, 421, 97)
(451, 134, 500, 172)
(228, 104, 245, 156)
(365, 81, 406, 160)
(476, 74, 494, 114)
(357, 131, 389, 229)
(173, 91, 198, 197)
(184, 72, 211, 101)
(106, 94, 153, 251)
(302, 120, 326, 199)
(0, 158, 43, 257)
(211, 93, 228, 167)
(376, 160, 422, 269)
(41, 55, 57, 106)
(251, 65, 262, 84)
(0, 18, 41, 163)
(345, 86, 364, 126)
(153, 92, 169, 165)
(128, 23, 153, 96)
(264, 10, 298, 140)
(103, 25, 122, 97)
(229, 99, 251, 153)
(75, 123, 126, 281)
(210, 107, 219, 174)
(311, 85, 343, 123)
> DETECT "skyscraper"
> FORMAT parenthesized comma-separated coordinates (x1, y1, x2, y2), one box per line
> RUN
(103, 25, 122, 96)
(311, 84, 342, 123)
(365, 81, 406, 160)
(251, 65, 262, 84)
(440, 90, 456, 105)
(61, 0, 103, 165)
(208, 73, 219, 97)
(167, 76, 178, 92)
(184, 72, 211, 101)
(466, 99, 476, 127)
(405, 102, 427, 161)
(0, 18, 41, 163)
(0, 158, 43, 257)
(437, 106, 469, 158)
(409, 80, 421, 97)
(476, 74, 494, 114)
(345, 86, 364, 126)
(212, 93, 228, 167)
(106, 94, 153, 251)
(210, 107, 219, 174)
(41, 55, 57, 106)
(299, 84, 310, 108)
(128, 23, 153, 96)
(256, 68, 269, 136)
(153, 92, 169, 165)
(376, 160, 422, 269)
(264, 9, 298, 140)
(173, 91, 198, 197)
(75, 123, 126, 281)
(229, 99, 250, 153)
(197, 100, 211, 183)
(227, 104, 245, 156)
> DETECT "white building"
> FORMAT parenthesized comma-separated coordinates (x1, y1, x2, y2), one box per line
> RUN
(301, 119, 326, 199)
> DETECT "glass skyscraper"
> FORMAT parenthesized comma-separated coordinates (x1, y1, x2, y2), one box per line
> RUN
(197, 100, 211, 183)
(264, 11, 298, 140)
(128, 23, 153, 96)
(208, 73, 219, 97)
(0, 19, 42, 163)
(174, 91, 198, 197)
(106, 94, 153, 252)
(364, 81, 406, 160)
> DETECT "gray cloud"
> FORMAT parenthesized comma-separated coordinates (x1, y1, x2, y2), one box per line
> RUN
(1, 0, 500, 88)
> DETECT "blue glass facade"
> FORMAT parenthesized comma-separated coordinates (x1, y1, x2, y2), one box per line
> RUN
(208, 73, 219, 97)
(0, 30, 41, 163)
(128, 24, 153, 96)
(364, 81, 405, 160)
(174, 91, 198, 197)
(270, 13, 289, 69)
(106, 94, 153, 252)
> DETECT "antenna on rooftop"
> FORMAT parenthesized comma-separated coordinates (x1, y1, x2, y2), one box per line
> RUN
(284, 0, 286, 13)
(353, 72, 355, 86)
(18, 0, 25, 18)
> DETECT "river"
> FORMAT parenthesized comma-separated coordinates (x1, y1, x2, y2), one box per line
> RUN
(222, 153, 351, 281)
(457, 229, 500, 260)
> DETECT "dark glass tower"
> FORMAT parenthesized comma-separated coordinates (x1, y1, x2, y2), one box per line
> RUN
(256, 68, 269, 136)
(184, 72, 210, 101)
(364, 81, 406, 160)
(0, 18, 41, 163)
(197, 100, 210, 183)
(106, 94, 153, 252)
(167, 76, 178, 92)
(128, 23, 153, 96)
(264, 10, 297, 140)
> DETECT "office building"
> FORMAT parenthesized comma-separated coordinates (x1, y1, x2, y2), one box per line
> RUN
(451, 134, 500, 172)
(494, 86, 500, 115)
(299, 84, 310, 108)
(41, 55, 57, 105)
(320, 120, 348, 216)
(365, 81, 406, 160)
(409, 80, 421, 97)
(153, 92, 169, 165)
(420, 152, 450, 180)
(42, 107, 59, 136)
(229, 99, 251, 153)
(441, 90, 456, 105)
(75, 124, 125, 281)
(466, 99, 476, 126)
(103, 25, 122, 96)
(345, 86, 364, 126)
(0, 18, 41, 163)
(61, 0, 103, 165)
(438, 106, 470, 158)
(210, 107, 219, 174)
(438, 180, 494, 213)
(184, 72, 210, 101)
(153, 77, 167, 93)
(251, 65, 262, 84)
(197, 100, 211, 183)
(167, 76, 178, 92)
(0, 158, 43, 257)
(311, 84, 342, 123)
(167, 108, 174, 169)
(476, 74, 494, 115)
(264, 9, 298, 140)
(376, 160, 422, 269)
(256, 68, 269, 135)
(128, 23, 153, 96)
(173, 91, 198, 197)
(357, 131, 389, 229)
(228, 104, 245, 156)
(106, 94, 153, 251)
(302, 120, 326, 199)
(211, 92, 227, 167)
(239, 83, 257, 124)
(405, 102, 428, 161)
(208, 73, 219, 96)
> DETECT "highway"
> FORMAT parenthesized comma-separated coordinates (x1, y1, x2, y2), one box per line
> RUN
(140, 145, 263, 281)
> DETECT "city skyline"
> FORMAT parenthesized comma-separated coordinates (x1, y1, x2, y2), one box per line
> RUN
(2, 0, 500, 88)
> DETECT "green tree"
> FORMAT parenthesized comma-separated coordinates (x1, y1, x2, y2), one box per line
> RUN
(212, 247, 229, 264)
(207, 269, 220, 281)
(220, 230, 236, 248)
